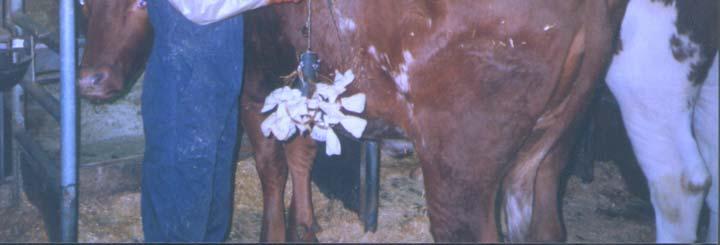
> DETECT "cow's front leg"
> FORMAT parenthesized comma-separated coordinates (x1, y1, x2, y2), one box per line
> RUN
(241, 100, 289, 242)
(608, 71, 710, 243)
(284, 135, 320, 242)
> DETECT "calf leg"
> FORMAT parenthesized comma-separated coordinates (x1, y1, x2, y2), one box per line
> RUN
(693, 56, 718, 243)
(284, 136, 320, 242)
(607, 62, 710, 243)
(241, 102, 288, 242)
(606, 1, 713, 241)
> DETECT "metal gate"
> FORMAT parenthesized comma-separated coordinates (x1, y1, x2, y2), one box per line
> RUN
(0, 0, 77, 242)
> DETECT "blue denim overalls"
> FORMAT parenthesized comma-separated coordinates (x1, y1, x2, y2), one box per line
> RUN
(141, 0, 244, 242)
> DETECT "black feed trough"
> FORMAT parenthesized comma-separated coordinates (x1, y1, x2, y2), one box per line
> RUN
(0, 48, 31, 91)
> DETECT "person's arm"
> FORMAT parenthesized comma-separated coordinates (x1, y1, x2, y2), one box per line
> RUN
(168, 0, 300, 25)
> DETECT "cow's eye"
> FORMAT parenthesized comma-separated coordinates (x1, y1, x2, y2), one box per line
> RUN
(136, 0, 147, 9)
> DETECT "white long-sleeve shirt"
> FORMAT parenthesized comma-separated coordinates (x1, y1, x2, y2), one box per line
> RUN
(167, 0, 270, 25)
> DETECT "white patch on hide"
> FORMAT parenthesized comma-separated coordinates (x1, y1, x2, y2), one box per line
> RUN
(543, 24, 555, 32)
(504, 192, 532, 242)
(338, 15, 357, 33)
(393, 50, 415, 94)
(394, 73, 409, 93)
(368, 46, 379, 61)
(406, 102, 416, 124)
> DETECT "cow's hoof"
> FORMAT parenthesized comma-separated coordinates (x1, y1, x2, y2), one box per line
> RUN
(291, 224, 320, 243)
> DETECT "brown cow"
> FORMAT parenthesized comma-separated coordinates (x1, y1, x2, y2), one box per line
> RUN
(78, 0, 152, 101)
(78, 0, 627, 242)
(242, 0, 627, 242)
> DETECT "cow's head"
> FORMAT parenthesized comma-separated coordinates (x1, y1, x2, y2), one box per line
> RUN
(78, 0, 152, 102)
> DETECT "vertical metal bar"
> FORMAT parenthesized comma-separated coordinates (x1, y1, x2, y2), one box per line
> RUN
(7, 0, 24, 211)
(59, 0, 77, 242)
(0, 91, 5, 181)
(11, 85, 23, 129)
(2, 0, 6, 28)
(362, 140, 379, 232)
(12, 148, 21, 208)
(30, 35, 35, 82)
(10, 40, 25, 133)
(9, 0, 22, 13)
(11, 119, 19, 209)
(8, 0, 23, 35)
(358, 141, 367, 224)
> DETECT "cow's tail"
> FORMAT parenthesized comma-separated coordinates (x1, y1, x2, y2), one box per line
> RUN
(500, 0, 626, 241)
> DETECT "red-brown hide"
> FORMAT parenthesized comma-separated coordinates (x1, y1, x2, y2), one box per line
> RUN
(78, 0, 627, 242)
(243, 0, 627, 242)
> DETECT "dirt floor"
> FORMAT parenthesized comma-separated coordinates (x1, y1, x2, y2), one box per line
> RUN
(0, 149, 660, 243)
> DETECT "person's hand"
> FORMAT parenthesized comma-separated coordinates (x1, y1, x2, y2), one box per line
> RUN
(267, 0, 302, 5)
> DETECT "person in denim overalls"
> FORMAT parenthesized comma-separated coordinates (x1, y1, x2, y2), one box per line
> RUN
(141, 0, 296, 242)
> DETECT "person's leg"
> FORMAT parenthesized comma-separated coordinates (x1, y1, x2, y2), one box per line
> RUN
(205, 99, 241, 241)
(141, 0, 245, 242)
(141, 63, 242, 242)
(198, 14, 246, 242)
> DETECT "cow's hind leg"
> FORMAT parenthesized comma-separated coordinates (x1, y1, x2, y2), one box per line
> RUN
(502, 123, 574, 243)
(242, 101, 289, 242)
(419, 154, 502, 242)
(284, 136, 320, 242)
(526, 134, 573, 241)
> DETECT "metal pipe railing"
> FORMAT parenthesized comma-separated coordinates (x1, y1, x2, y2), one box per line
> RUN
(10, 13, 59, 53)
(0, 92, 5, 182)
(14, 130, 58, 186)
(59, 0, 77, 242)
(19, 79, 60, 122)
(34, 70, 60, 85)
(362, 141, 379, 232)
(2, 0, 80, 241)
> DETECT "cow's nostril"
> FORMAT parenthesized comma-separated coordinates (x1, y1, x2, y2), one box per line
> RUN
(90, 72, 107, 85)
(80, 70, 109, 86)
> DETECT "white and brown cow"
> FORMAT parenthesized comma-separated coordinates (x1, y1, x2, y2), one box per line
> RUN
(606, 0, 718, 242)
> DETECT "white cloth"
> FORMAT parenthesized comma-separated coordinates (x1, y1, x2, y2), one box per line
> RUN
(168, 0, 269, 25)
(260, 70, 368, 156)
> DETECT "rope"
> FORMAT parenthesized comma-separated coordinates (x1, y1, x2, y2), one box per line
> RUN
(306, 0, 312, 51)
